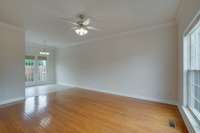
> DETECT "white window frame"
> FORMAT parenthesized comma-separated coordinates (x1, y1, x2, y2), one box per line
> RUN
(184, 18, 200, 126)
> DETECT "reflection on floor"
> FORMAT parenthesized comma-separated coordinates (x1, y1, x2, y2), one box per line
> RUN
(25, 84, 71, 97)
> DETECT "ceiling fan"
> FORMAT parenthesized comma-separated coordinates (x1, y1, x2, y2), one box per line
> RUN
(62, 14, 99, 36)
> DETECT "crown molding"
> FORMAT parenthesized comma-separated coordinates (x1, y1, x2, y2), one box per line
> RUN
(0, 21, 25, 32)
(66, 20, 177, 48)
(26, 41, 57, 49)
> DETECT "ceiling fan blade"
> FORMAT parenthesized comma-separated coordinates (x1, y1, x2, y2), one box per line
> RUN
(65, 20, 78, 26)
(72, 27, 78, 30)
(83, 18, 90, 25)
(60, 17, 78, 25)
(87, 26, 99, 31)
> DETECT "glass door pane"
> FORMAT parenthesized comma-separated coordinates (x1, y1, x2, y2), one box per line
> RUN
(25, 58, 35, 82)
(38, 56, 48, 82)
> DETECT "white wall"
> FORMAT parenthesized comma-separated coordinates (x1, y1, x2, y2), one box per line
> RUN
(0, 22, 25, 104)
(25, 43, 56, 86)
(56, 23, 178, 105)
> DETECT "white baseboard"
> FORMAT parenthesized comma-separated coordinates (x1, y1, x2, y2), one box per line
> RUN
(57, 82, 75, 87)
(0, 97, 25, 106)
(59, 83, 177, 105)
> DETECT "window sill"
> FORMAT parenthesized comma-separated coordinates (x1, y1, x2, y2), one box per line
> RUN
(178, 105, 200, 133)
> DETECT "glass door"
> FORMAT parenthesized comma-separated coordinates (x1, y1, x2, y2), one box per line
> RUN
(25, 55, 48, 86)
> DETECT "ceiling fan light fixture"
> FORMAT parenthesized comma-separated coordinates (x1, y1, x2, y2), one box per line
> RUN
(75, 27, 88, 36)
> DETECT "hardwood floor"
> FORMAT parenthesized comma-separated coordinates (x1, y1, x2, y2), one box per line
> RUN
(0, 88, 187, 133)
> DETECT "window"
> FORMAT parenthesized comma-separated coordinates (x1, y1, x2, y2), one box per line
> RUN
(185, 19, 200, 123)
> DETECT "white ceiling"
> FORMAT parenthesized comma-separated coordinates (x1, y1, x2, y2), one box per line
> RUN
(0, 0, 181, 47)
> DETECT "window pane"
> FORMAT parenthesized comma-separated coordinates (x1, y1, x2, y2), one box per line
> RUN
(191, 31, 199, 69)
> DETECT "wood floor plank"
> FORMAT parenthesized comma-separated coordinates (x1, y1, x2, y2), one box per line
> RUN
(0, 88, 188, 133)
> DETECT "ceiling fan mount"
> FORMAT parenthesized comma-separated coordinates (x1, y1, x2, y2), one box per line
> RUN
(78, 14, 85, 20)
